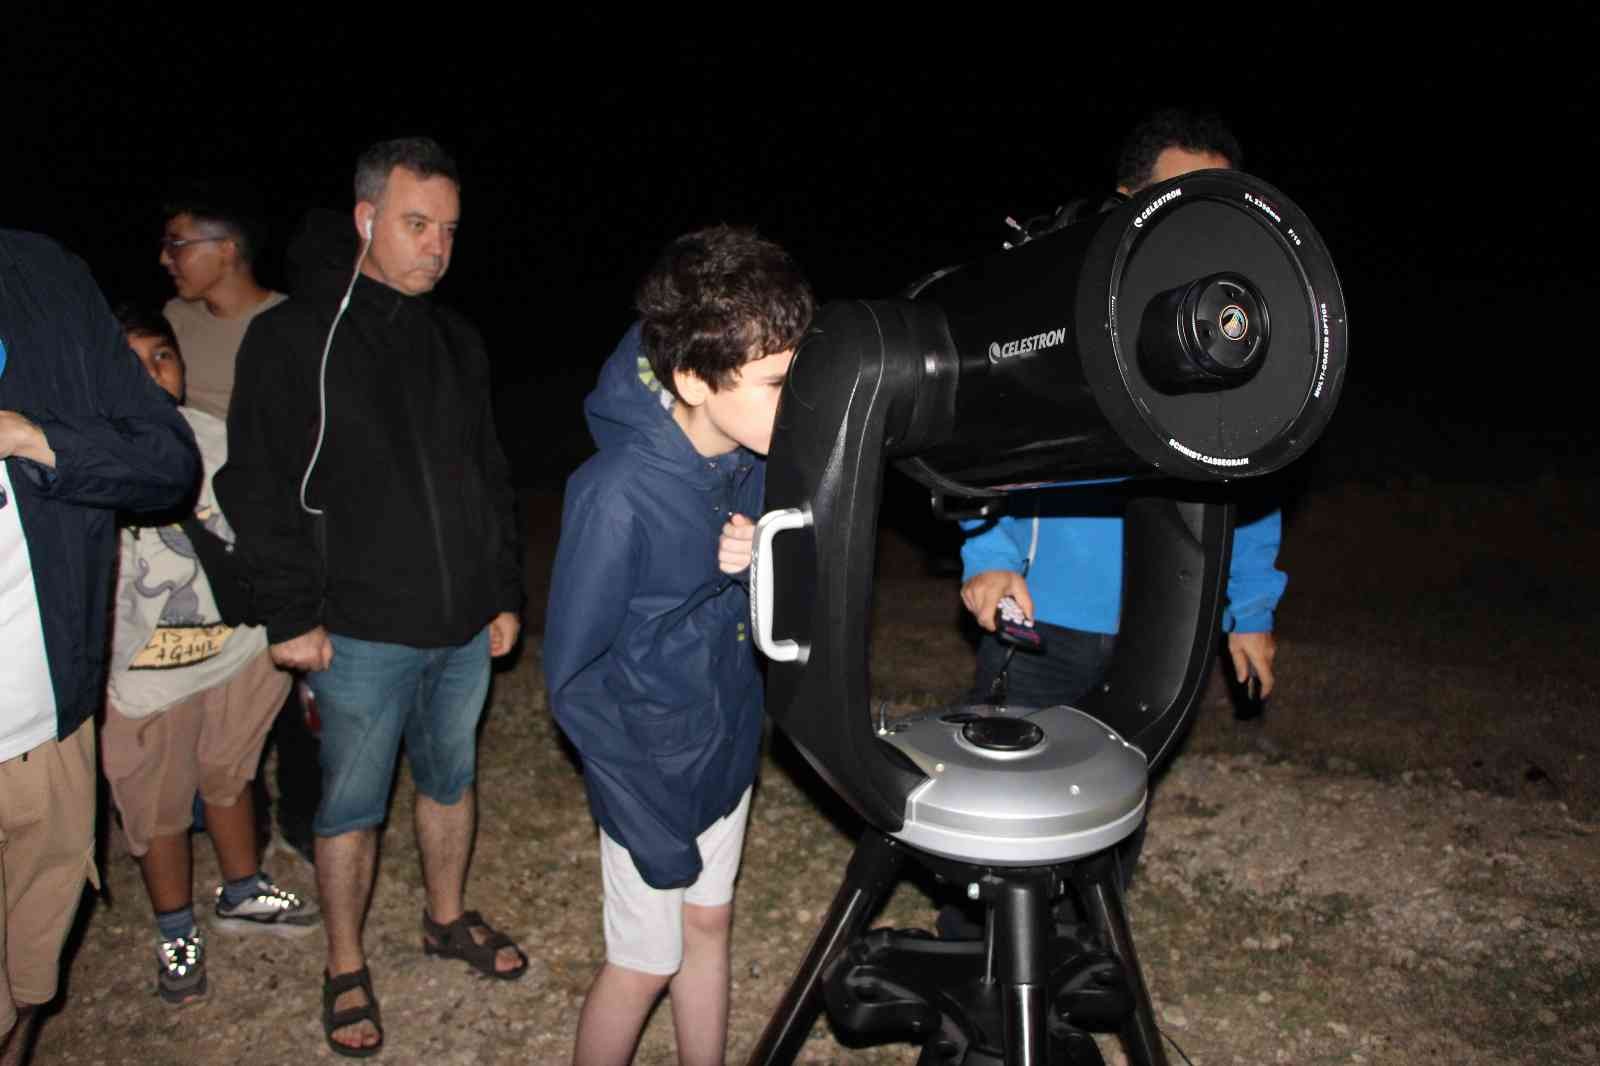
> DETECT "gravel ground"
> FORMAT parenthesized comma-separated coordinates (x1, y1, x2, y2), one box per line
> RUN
(30, 472, 1600, 1065)
(33, 653, 1599, 1066)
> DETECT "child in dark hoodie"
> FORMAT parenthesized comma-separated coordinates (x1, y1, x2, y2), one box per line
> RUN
(545, 226, 813, 1065)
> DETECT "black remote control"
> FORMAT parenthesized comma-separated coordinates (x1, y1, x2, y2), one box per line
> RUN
(1227, 668, 1267, 721)
(994, 596, 1044, 653)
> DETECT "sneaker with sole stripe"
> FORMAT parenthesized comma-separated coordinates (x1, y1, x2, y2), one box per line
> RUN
(213, 875, 321, 935)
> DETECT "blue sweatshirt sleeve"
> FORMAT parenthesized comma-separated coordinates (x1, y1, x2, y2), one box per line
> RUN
(543, 473, 704, 889)
(1222, 508, 1285, 633)
(959, 514, 1029, 582)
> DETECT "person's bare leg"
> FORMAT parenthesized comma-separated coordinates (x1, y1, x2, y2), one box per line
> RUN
(572, 963, 671, 1066)
(0, 1006, 35, 1066)
(415, 790, 472, 924)
(669, 902, 732, 1066)
(137, 831, 207, 1005)
(203, 784, 260, 883)
(415, 790, 521, 973)
(138, 832, 193, 915)
(316, 829, 380, 1052)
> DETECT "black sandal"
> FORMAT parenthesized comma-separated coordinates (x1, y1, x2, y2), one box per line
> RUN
(421, 909, 529, 980)
(322, 966, 384, 1058)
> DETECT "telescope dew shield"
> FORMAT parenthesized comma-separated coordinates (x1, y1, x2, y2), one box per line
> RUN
(903, 169, 1347, 492)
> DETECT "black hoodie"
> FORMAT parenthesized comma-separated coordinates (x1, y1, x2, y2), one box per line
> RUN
(215, 212, 521, 647)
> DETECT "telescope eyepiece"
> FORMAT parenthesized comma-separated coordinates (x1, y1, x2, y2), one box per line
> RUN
(1139, 271, 1269, 394)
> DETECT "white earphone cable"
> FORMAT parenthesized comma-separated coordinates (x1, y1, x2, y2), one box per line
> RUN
(299, 228, 372, 515)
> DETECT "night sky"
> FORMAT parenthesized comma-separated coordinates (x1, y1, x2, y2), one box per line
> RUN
(6, 11, 1596, 482)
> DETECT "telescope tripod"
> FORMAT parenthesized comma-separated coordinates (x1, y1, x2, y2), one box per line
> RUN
(746, 828, 1170, 1066)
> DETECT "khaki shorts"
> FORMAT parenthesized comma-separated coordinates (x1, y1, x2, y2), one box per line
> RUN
(0, 722, 98, 1030)
(600, 788, 751, 976)
(102, 649, 290, 856)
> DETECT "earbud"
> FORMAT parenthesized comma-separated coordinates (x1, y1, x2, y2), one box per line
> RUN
(363, 217, 374, 240)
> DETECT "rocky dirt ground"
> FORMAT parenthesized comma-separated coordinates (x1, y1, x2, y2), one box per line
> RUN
(30, 459, 1600, 1065)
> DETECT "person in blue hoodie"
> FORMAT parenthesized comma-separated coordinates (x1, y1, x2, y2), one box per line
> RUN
(545, 225, 813, 1066)
(960, 108, 1283, 708)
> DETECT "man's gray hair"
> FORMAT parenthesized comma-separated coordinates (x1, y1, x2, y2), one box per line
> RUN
(353, 137, 460, 204)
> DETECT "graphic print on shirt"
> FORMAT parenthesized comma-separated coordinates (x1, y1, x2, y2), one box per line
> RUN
(125, 504, 235, 670)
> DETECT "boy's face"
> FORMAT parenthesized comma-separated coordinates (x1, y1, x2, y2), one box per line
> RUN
(673, 348, 794, 457)
(128, 332, 186, 402)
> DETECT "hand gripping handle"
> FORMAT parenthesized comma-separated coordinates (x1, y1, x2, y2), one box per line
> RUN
(750, 506, 812, 663)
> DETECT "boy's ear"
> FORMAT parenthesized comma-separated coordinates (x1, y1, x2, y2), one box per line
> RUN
(672, 368, 712, 407)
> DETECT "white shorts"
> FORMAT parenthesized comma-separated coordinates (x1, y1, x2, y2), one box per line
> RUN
(600, 788, 752, 975)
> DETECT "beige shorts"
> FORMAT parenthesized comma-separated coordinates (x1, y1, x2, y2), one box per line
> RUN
(102, 649, 291, 856)
(0, 722, 98, 1030)
(600, 788, 751, 976)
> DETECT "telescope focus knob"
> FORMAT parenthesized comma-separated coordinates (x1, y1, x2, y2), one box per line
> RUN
(1138, 271, 1270, 394)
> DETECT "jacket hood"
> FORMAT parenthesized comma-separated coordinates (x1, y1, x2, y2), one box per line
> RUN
(584, 324, 746, 481)
(286, 208, 359, 294)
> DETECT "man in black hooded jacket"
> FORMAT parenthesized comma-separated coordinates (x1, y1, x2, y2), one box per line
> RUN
(216, 138, 525, 1057)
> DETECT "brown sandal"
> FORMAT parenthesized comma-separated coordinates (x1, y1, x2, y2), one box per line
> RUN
(322, 966, 383, 1058)
(421, 909, 528, 980)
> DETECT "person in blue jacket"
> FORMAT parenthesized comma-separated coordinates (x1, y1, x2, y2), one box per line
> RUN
(544, 225, 813, 1066)
(961, 108, 1283, 707)
(0, 229, 199, 1066)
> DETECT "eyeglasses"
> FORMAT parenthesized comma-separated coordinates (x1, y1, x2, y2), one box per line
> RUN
(160, 236, 228, 253)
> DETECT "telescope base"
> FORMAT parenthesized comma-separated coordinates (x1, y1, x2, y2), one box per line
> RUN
(746, 830, 1170, 1066)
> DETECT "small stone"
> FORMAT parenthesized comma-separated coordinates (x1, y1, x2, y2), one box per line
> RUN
(1164, 1009, 1188, 1028)
(1257, 990, 1275, 1005)
(1328, 1021, 1351, 1037)
(1537, 1009, 1557, 1025)
(796, 909, 812, 923)
(1243, 936, 1261, 950)
(1506, 916, 1526, 931)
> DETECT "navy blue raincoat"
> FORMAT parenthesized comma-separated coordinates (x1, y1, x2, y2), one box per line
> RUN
(0, 230, 200, 741)
(545, 325, 765, 889)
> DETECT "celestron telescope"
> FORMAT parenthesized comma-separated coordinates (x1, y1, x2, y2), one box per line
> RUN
(745, 169, 1347, 1066)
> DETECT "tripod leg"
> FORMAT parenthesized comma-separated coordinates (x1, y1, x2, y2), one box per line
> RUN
(1076, 855, 1169, 1066)
(745, 828, 907, 1065)
(989, 872, 1053, 1066)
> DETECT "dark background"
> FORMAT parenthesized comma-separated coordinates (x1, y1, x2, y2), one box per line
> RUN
(5, 9, 1596, 488)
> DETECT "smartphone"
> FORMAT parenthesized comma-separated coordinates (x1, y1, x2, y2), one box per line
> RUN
(1227, 667, 1267, 721)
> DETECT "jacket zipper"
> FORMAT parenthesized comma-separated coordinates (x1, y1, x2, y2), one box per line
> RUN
(412, 410, 455, 628)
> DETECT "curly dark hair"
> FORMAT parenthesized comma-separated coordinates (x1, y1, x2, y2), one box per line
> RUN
(354, 136, 460, 205)
(636, 225, 814, 398)
(1114, 108, 1243, 193)
(112, 302, 179, 350)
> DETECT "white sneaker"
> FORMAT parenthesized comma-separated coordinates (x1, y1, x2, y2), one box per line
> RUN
(213, 874, 320, 935)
